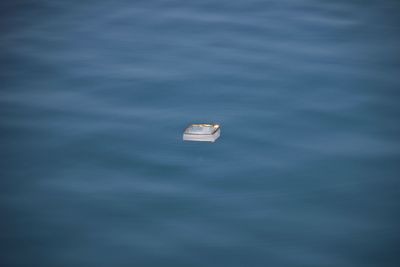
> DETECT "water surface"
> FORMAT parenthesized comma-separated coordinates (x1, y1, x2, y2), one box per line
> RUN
(1, 0, 400, 266)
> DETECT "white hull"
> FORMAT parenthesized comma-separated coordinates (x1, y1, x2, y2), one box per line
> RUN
(183, 129, 220, 142)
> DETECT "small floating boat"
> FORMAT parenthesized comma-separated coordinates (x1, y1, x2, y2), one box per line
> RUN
(183, 123, 221, 142)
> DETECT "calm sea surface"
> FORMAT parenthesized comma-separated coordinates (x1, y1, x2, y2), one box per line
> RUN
(1, 1, 400, 266)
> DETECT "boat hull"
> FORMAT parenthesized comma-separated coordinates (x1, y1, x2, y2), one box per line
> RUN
(183, 129, 220, 142)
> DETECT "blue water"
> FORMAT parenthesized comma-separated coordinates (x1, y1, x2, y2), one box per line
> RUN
(1, 1, 400, 266)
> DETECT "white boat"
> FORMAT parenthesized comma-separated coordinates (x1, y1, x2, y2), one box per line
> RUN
(183, 124, 221, 142)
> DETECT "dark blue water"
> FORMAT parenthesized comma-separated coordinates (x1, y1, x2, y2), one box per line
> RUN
(1, 1, 400, 266)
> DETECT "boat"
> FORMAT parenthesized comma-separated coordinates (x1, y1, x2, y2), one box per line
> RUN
(183, 123, 221, 142)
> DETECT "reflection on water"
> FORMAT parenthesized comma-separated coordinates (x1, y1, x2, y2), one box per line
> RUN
(1, 0, 400, 266)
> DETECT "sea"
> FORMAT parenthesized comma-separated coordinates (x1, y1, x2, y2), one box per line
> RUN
(1, 0, 400, 266)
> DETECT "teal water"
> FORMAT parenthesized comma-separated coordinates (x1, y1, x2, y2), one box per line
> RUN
(1, 1, 400, 266)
